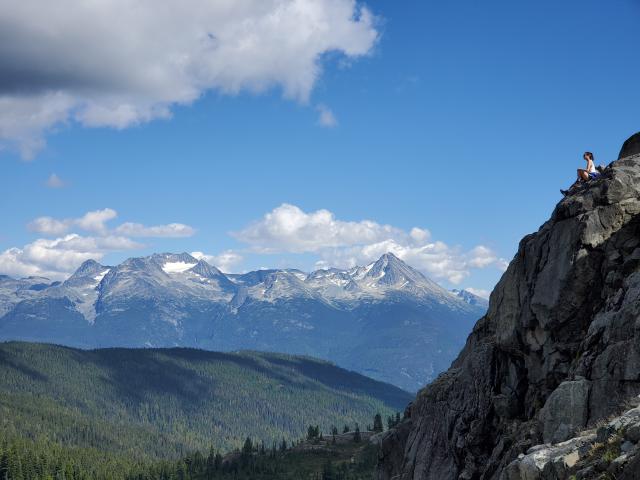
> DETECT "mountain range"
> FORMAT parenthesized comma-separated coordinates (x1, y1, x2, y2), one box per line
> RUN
(0, 252, 486, 391)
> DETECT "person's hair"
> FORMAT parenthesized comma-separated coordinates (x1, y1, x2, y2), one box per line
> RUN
(584, 151, 594, 160)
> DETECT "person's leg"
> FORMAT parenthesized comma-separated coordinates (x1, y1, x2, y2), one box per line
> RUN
(563, 170, 587, 195)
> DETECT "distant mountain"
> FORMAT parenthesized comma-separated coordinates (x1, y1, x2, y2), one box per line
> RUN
(451, 288, 489, 309)
(0, 252, 486, 391)
(0, 341, 410, 459)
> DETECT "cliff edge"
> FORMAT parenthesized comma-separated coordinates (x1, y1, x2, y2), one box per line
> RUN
(377, 134, 640, 480)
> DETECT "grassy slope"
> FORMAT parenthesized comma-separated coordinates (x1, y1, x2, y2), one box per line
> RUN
(0, 341, 410, 460)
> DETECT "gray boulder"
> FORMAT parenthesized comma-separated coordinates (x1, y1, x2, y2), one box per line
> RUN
(540, 379, 590, 444)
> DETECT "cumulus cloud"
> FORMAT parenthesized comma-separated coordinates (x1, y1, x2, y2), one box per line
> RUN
(465, 287, 490, 300)
(28, 208, 117, 236)
(45, 173, 66, 188)
(233, 203, 409, 253)
(28, 209, 196, 239)
(116, 222, 196, 238)
(316, 104, 337, 127)
(191, 250, 243, 272)
(28, 216, 70, 236)
(2, 208, 197, 279)
(75, 208, 118, 235)
(234, 203, 504, 284)
(467, 245, 498, 268)
(0, 234, 141, 280)
(0, 0, 379, 158)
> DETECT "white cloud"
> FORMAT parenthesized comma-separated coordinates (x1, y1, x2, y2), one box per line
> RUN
(465, 287, 490, 300)
(191, 250, 243, 273)
(75, 208, 118, 235)
(28, 216, 70, 236)
(234, 203, 504, 284)
(233, 203, 408, 253)
(0, 0, 379, 158)
(316, 104, 337, 127)
(116, 222, 196, 238)
(45, 173, 66, 188)
(4, 209, 197, 279)
(0, 234, 142, 280)
(467, 245, 498, 268)
(28, 209, 196, 239)
(28, 208, 117, 236)
(496, 258, 510, 271)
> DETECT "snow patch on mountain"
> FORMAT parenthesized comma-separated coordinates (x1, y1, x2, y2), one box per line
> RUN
(93, 269, 110, 285)
(162, 261, 197, 274)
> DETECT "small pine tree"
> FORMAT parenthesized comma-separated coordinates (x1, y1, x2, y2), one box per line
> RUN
(242, 437, 253, 455)
(343, 424, 349, 433)
(353, 424, 361, 443)
(331, 426, 338, 436)
(280, 437, 287, 452)
(373, 413, 384, 433)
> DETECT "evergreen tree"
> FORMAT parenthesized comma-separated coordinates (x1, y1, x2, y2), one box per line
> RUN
(373, 413, 384, 433)
(206, 447, 216, 475)
(342, 425, 349, 434)
(242, 437, 253, 455)
(353, 424, 361, 443)
(214, 452, 223, 470)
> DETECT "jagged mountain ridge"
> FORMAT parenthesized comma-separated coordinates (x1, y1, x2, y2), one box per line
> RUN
(376, 136, 640, 479)
(0, 252, 485, 392)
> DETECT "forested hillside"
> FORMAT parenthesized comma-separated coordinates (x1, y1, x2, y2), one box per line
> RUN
(0, 342, 409, 464)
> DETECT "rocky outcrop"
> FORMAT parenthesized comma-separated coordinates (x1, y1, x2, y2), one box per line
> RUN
(619, 132, 640, 159)
(377, 133, 640, 480)
(504, 396, 640, 479)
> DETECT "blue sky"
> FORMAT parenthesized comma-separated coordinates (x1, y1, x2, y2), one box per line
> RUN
(1, 0, 639, 296)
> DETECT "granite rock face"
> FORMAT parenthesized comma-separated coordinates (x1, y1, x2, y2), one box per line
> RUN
(377, 135, 640, 480)
(619, 132, 640, 159)
(504, 397, 640, 479)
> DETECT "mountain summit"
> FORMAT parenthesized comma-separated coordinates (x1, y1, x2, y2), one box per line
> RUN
(376, 137, 640, 478)
(0, 253, 485, 392)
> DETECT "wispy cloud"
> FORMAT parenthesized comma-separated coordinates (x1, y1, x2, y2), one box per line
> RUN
(45, 173, 66, 188)
(1, 209, 198, 279)
(316, 104, 338, 128)
(116, 222, 196, 238)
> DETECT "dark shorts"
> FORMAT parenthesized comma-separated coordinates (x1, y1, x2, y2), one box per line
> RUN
(588, 172, 601, 180)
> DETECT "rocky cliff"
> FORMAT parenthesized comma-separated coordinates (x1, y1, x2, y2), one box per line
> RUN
(377, 134, 640, 480)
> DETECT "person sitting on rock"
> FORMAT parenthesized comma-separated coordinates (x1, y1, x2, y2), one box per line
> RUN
(561, 151, 601, 196)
